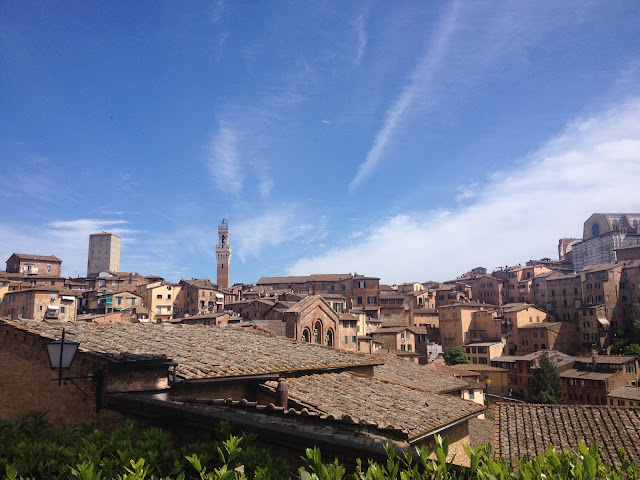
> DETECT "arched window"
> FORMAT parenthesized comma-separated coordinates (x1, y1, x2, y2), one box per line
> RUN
(612, 220, 619, 232)
(541, 344, 546, 349)
(326, 329, 334, 347)
(314, 320, 323, 344)
(591, 222, 600, 237)
(302, 328, 312, 343)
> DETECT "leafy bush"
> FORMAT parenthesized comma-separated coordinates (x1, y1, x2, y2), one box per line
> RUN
(1, 411, 639, 480)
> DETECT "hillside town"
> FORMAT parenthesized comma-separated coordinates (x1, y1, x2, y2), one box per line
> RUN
(3, 213, 640, 467)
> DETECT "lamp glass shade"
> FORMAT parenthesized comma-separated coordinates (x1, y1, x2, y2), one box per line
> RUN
(46, 339, 80, 369)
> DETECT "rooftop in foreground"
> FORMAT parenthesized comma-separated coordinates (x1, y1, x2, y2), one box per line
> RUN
(266, 371, 484, 442)
(0, 319, 383, 381)
(497, 403, 640, 468)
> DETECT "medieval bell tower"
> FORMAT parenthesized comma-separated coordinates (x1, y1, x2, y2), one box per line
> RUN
(216, 219, 231, 288)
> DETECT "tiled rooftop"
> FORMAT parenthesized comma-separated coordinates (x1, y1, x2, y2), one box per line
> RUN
(1, 319, 383, 380)
(559, 368, 616, 381)
(180, 278, 218, 289)
(574, 355, 637, 365)
(607, 386, 640, 401)
(286, 295, 329, 314)
(372, 353, 470, 393)
(257, 274, 351, 285)
(501, 303, 533, 313)
(9, 253, 62, 262)
(450, 364, 507, 373)
(270, 372, 484, 441)
(496, 403, 640, 468)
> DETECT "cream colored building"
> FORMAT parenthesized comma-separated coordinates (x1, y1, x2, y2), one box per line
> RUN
(140, 282, 183, 323)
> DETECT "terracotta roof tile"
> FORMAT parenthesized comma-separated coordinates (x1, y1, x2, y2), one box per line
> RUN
(1, 319, 382, 380)
(607, 386, 640, 401)
(497, 403, 640, 468)
(272, 372, 483, 440)
(372, 353, 470, 393)
(9, 253, 62, 262)
(257, 274, 351, 285)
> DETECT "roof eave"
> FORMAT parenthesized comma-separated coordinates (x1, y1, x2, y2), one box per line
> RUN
(408, 409, 485, 445)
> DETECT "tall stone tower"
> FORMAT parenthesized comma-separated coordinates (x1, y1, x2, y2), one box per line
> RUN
(87, 232, 121, 277)
(216, 219, 231, 288)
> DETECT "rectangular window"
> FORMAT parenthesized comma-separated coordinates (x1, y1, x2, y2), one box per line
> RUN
(117, 297, 122, 305)
(60, 306, 66, 313)
(341, 285, 346, 292)
(352, 335, 356, 343)
(367, 296, 377, 304)
(156, 307, 162, 314)
(51, 293, 56, 301)
(330, 285, 335, 292)
(167, 294, 172, 300)
(157, 294, 162, 299)
(358, 281, 366, 288)
(131, 298, 136, 305)
(344, 336, 349, 344)
(357, 296, 363, 305)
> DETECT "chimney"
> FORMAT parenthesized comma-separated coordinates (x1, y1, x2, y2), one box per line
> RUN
(276, 381, 288, 409)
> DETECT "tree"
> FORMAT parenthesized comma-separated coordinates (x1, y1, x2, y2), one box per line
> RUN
(623, 343, 640, 356)
(529, 352, 564, 404)
(444, 347, 471, 365)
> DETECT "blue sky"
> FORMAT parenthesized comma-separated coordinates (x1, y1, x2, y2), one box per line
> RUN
(1, 1, 640, 285)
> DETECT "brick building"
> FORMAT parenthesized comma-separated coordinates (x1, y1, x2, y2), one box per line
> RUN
(6, 253, 62, 276)
(1, 287, 79, 322)
(439, 302, 499, 353)
(179, 278, 224, 315)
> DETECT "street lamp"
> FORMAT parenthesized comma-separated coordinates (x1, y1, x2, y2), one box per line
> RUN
(46, 328, 102, 412)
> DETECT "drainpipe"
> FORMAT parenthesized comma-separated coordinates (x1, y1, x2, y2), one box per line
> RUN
(276, 381, 288, 409)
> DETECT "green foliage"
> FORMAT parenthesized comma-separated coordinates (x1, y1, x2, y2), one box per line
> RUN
(443, 347, 471, 366)
(623, 344, 640, 356)
(529, 351, 565, 404)
(2, 412, 640, 479)
(0, 413, 282, 480)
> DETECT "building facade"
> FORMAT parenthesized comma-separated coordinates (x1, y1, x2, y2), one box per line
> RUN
(6, 253, 62, 276)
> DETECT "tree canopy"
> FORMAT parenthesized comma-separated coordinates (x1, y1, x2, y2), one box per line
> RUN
(623, 344, 640, 356)
(444, 347, 472, 365)
(529, 351, 565, 404)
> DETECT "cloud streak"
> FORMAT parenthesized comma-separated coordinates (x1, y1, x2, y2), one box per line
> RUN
(353, 15, 367, 66)
(207, 122, 244, 194)
(291, 96, 640, 283)
(348, 1, 461, 192)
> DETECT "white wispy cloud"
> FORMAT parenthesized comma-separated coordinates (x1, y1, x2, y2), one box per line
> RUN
(348, 1, 461, 192)
(207, 122, 244, 194)
(0, 219, 139, 278)
(353, 14, 368, 66)
(233, 210, 328, 263)
(290, 96, 640, 283)
(455, 182, 478, 203)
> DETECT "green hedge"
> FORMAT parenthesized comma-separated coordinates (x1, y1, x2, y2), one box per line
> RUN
(1, 411, 639, 480)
